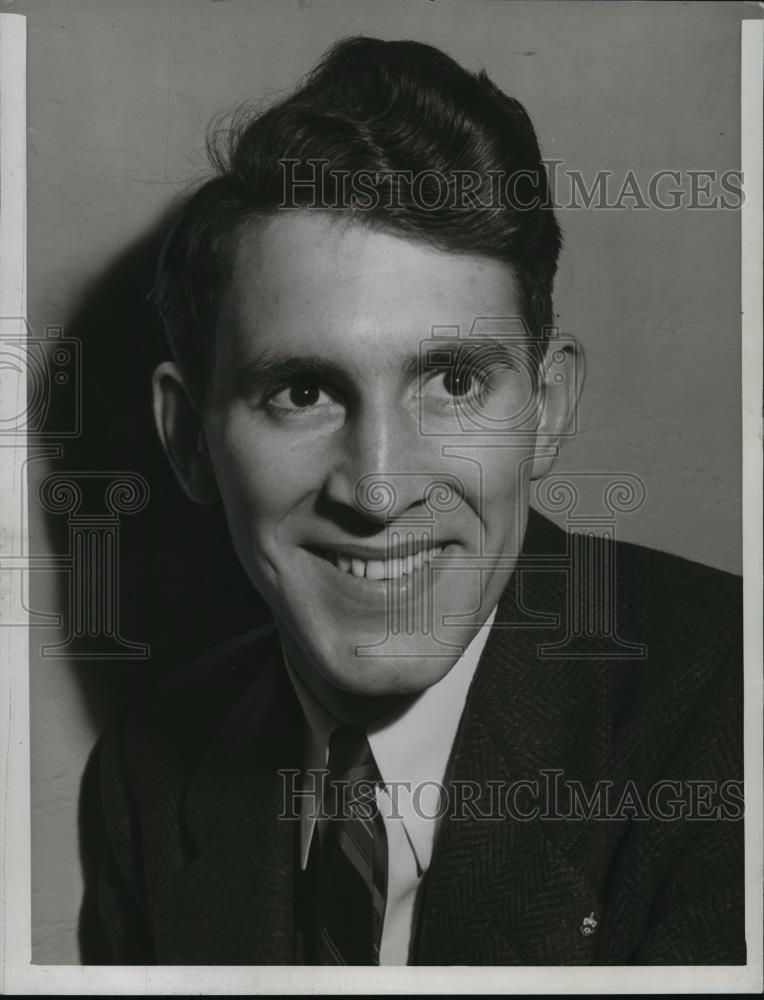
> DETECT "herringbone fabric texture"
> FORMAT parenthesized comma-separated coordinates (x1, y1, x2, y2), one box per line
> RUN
(80, 513, 746, 965)
(312, 726, 388, 965)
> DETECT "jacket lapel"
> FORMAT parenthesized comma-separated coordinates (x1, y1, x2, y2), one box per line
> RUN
(150, 641, 307, 964)
(415, 512, 612, 964)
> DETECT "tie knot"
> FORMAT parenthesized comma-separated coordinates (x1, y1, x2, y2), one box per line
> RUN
(328, 725, 377, 783)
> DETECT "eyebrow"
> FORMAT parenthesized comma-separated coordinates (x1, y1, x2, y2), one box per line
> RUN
(418, 337, 535, 373)
(235, 352, 347, 395)
(234, 338, 535, 394)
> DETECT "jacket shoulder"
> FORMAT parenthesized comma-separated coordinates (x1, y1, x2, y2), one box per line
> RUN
(81, 622, 283, 961)
(526, 508, 742, 657)
(604, 532, 742, 670)
(524, 511, 743, 768)
(110, 621, 280, 782)
(592, 534, 742, 782)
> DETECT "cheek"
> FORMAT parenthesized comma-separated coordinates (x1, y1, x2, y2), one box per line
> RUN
(207, 414, 324, 540)
(474, 449, 535, 535)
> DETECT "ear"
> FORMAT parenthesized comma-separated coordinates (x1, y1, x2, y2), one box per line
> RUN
(151, 361, 218, 504)
(530, 336, 585, 480)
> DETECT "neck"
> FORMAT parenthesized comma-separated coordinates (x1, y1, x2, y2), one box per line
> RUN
(277, 629, 416, 727)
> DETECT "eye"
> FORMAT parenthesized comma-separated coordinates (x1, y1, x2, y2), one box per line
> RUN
(266, 380, 338, 413)
(422, 366, 485, 403)
(441, 369, 478, 398)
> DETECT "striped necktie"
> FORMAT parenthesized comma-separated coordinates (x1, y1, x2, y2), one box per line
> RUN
(313, 725, 388, 964)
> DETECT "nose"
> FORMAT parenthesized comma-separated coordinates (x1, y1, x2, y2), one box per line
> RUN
(321, 398, 442, 523)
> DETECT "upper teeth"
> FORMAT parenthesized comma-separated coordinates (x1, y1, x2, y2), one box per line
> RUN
(336, 545, 444, 580)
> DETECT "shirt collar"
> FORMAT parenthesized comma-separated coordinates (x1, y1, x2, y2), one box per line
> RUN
(282, 607, 497, 873)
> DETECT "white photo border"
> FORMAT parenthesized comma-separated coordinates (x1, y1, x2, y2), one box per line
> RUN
(1, 11, 761, 997)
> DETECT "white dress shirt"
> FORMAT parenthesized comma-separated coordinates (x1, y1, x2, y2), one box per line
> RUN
(282, 607, 497, 965)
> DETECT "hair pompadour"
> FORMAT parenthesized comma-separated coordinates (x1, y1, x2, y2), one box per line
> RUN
(152, 36, 562, 402)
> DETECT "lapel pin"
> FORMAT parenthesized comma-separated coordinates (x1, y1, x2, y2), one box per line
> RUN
(580, 912, 598, 936)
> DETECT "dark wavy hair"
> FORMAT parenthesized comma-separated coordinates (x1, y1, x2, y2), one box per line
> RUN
(152, 36, 562, 403)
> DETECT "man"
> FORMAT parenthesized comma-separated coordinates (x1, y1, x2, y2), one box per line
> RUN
(81, 36, 745, 965)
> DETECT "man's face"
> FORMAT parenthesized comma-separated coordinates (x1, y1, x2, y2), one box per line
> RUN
(199, 212, 548, 710)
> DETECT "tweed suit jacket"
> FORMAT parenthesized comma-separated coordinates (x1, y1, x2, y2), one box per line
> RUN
(80, 510, 745, 965)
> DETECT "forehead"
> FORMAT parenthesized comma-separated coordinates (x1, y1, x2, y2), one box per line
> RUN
(214, 212, 521, 368)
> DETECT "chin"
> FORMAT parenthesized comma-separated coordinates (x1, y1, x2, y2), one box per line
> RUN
(313, 641, 461, 699)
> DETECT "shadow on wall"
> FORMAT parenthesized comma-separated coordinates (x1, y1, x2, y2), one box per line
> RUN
(33, 207, 269, 958)
(44, 206, 268, 727)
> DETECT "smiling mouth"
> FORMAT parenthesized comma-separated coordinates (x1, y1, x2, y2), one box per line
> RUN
(305, 540, 447, 582)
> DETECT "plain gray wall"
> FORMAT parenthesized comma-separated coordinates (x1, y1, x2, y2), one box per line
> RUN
(12, 0, 752, 963)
